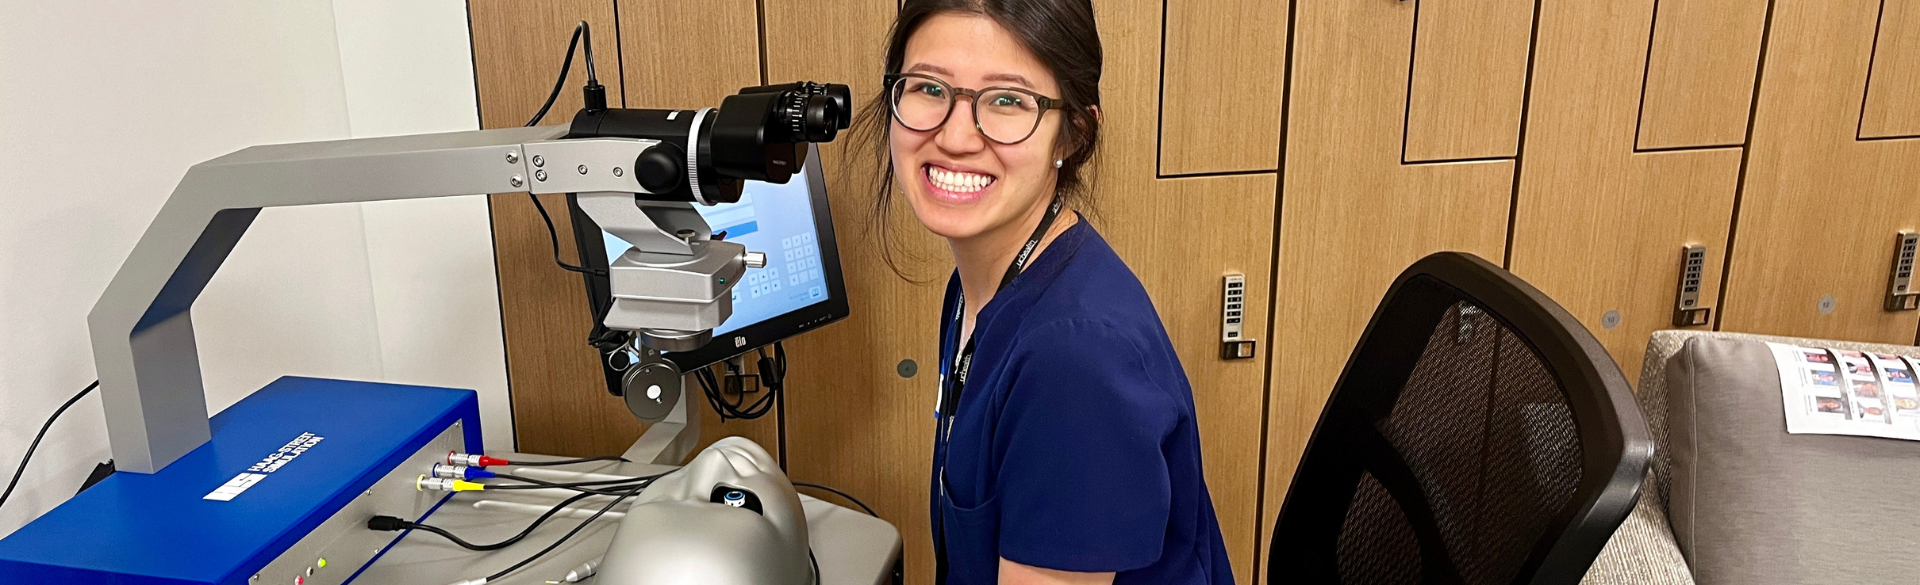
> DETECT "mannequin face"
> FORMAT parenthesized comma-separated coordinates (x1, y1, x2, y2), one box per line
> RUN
(889, 13, 1068, 243)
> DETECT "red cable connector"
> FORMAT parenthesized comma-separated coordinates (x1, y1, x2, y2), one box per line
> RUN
(446, 452, 509, 468)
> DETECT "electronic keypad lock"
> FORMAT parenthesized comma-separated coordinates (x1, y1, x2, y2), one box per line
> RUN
(1673, 244, 1713, 326)
(1888, 231, 1918, 312)
(1221, 274, 1257, 359)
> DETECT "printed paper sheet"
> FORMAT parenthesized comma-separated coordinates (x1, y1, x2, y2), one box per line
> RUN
(1768, 342, 1920, 440)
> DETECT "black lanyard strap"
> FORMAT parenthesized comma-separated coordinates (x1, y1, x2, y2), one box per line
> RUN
(935, 196, 1062, 584)
(940, 196, 1063, 418)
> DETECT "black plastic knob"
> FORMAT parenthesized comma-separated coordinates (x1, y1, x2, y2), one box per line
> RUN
(634, 143, 685, 194)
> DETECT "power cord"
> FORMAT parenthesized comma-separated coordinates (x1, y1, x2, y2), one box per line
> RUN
(524, 20, 609, 278)
(0, 380, 99, 512)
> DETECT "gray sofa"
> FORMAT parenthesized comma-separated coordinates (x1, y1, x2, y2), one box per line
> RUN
(1582, 330, 1920, 584)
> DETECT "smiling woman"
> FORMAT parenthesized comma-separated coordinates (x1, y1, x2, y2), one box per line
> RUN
(848, 2, 1235, 584)
(853, 0, 1103, 277)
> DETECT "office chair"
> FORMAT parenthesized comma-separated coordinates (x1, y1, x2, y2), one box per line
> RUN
(1267, 252, 1652, 585)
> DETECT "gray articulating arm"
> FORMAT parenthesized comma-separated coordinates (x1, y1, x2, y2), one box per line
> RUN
(89, 125, 747, 473)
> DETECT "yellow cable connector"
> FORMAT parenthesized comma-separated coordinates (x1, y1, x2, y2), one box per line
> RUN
(416, 475, 485, 492)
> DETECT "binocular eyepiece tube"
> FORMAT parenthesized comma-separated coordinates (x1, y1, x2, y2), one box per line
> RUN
(567, 81, 853, 204)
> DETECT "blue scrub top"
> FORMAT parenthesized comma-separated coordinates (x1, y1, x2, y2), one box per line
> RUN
(931, 219, 1235, 584)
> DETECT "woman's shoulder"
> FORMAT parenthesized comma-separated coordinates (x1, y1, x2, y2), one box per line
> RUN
(1021, 225, 1165, 336)
(997, 316, 1185, 422)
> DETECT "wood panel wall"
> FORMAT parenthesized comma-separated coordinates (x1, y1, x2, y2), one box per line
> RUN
(468, 1, 1920, 583)
(1718, 0, 1920, 342)
(1861, 0, 1920, 139)
(1403, 0, 1533, 162)
(1509, 0, 1743, 382)
(1158, 0, 1288, 174)
(1637, 0, 1769, 149)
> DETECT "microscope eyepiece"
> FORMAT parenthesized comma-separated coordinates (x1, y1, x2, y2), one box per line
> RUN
(565, 81, 852, 204)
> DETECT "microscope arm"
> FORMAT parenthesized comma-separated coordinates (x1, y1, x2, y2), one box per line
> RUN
(88, 125, 730, 473)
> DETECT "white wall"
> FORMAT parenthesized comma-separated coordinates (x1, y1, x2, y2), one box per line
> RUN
(331, 0, 516, 455)
(0, 0, 509, 536)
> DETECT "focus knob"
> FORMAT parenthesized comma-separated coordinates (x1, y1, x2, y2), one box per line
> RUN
(743, 251, 767, 269)
(634, 143, 685, 194)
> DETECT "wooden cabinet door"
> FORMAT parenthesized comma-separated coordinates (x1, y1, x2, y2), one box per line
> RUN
(1509, 0, 1757, 382)
(1720, 0, 1920, 344)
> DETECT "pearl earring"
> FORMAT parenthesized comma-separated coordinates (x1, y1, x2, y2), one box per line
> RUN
(1053, 159, 1064, 169)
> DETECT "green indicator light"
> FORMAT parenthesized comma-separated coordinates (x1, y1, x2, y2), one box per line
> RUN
(719, 278, 727, 284)
(317, 558, 327, 569)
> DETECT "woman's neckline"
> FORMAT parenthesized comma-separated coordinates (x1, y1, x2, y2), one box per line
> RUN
(954, 211, 1084, 347)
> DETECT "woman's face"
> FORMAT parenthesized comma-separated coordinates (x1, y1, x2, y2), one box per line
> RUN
(890, 13, 1066, 243)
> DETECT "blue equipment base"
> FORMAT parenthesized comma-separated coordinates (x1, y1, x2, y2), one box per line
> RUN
(0, 377, 481, 585)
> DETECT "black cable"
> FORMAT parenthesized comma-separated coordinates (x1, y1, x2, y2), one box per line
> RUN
(811, 547, 821, 585)
(484, 482, 644, 582)
(0, 380, 98, 511)
(712, 369, 776, 419)
(503, 455, 629, 467)
(495, 471, 667, 487)
(371, 486, 614, 551)
(447, 490, 593, 550)
(700, 364, 769, 421)
(792, 482, 877, 518)
(369, 472, 670, 552)
(697, 342, 789, 422)
(524, 22, 591, 128)
(721, 359, 752, 411)
(482, 482, 637, 497)
(526, 195, 605, 276)
(698, 366, 738, 420)
(578, 22, 598, 87)
(403, 521, 498, 551)
(523, 21, 609, 278)
(485, 472, 658, 496)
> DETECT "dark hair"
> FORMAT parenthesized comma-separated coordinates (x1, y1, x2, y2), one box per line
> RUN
(849, 0, 1103, 279)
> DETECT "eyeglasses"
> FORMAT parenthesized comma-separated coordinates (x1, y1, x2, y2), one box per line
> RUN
(885, 73, 1062, 145)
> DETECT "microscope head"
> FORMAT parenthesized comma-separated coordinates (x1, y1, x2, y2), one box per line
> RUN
(565, 82, 851, 352)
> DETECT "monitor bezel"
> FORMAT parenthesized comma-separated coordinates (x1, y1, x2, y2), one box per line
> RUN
(569, 143, 850, 381)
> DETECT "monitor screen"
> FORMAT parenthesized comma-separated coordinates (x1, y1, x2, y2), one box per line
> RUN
(571, 144, 848, 374)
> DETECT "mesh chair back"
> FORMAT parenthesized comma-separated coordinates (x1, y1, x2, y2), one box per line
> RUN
(1268, 252, 1651, 585)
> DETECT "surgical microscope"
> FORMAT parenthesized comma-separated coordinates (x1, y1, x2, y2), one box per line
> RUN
(0, 26, 900, 585)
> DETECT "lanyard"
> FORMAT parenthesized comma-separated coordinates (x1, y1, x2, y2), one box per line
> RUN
(937, 196, 1064, 422)
(935, 197, 1062, 583)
